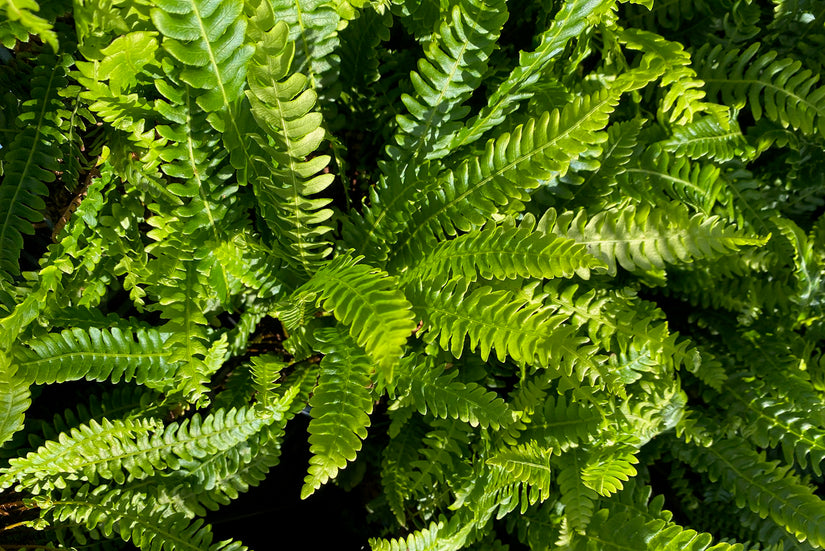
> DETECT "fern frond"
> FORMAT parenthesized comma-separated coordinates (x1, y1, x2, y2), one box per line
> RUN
(13, 326, 175, 391)
(249, 354, 288, 410)
(292, 253, 415, 373)
(553, 202, 768, 276)
(268, 0, 341, 101)
(566, 507, 745, 551)
(695, 42, 825, 139)
(0, 353, 31, 447)
(43, 484, 248, 551)
(245, 20, 335, 271)
(673, 437, 825, 547)
(581, 446, 639, 497)
(619, 27, 728, 125)
(658, 115, 755, 162)
(403, 220, 603, 283)
(450, 0, 618, 151)
(150, 0, 254, 124)
(0, 53, 71, 284)
(389, 0, 507, 163)
(2, 407, 274, 493)
(302, 328, 374, 498)
(0, 0, 58, 50)
(407, 277, 588, 370)
(620, 147, 726, 216)
(487, 442, 555, 503)
(557, 450, 598, 532)
(401, 360, 516, 430)
(519, 395, 603, 449)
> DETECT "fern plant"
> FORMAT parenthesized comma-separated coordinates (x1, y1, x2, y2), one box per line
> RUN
(1, 0, 825, 549)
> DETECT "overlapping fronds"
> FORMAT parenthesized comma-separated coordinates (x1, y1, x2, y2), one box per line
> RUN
(406, 277, 584, 368)
(302, 328, 374, 498)
(487, 442, 555, 503)
(519, 394, 603, 449)
(42, 484, 248, 551)
(451, 0, 618, 151)
(400, 361, 516, 430)
(0, 53, 71, 285)
(292, 253, 415, 372)
(657, 115, 754, 162)
(387, 78, 658, 268)
(673, 437, 825, 547)
(389, 0, 507, 164)
(2, 407, 273, 492)
(268, 0, 341, 101)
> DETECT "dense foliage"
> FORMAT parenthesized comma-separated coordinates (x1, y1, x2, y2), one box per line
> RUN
(1, 0, 825, 549)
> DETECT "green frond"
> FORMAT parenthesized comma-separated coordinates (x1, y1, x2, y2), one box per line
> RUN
(43, 484, 248, 551)
(565, 508, 745, 551)
(450, 0, 618, 151)
(401, 360, 516, 430)
(381, 417, 429, 526)
(2, 406, 274, 493)
(389, 0, 507, 164)
(695, 42, 825, 139)
(0, 0, 58, 50)
(301, 328, 374, 498)
(487, 442, 554, 503)
(553, 202, 769, 276)
(0, 53, 71, 284)
(13, 326, 175, 391)
(657, 115, 755, 162)
(727, 375, 825, 476)
(150, 0, 254, 124)
(619, 27, 728, 126)
(369, 512, 476, 551)
(580, 446, 639, 497)
(249, 354, 288, 410)
(292, 253, 415, 373)
(245, 20, 335, 271)
(672, 437, 825, 547)
(0, 353, 31, 447)
(557, 450, 598, 532)
(556, 118, 644, 206)
(403, 220, 603, 283)
(268, 0, 342, 101)
(407, 277, 589, 370)
(620, 147, 726, 216)
(519, 394, 603, 449)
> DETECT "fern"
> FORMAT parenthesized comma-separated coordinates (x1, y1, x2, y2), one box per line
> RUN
(695, 42, 825, 139)
(302, 328, 374, 498)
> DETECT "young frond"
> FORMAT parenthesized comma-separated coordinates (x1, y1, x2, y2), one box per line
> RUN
(245, 20, 335, 272)
(657, 115, 755, 162)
